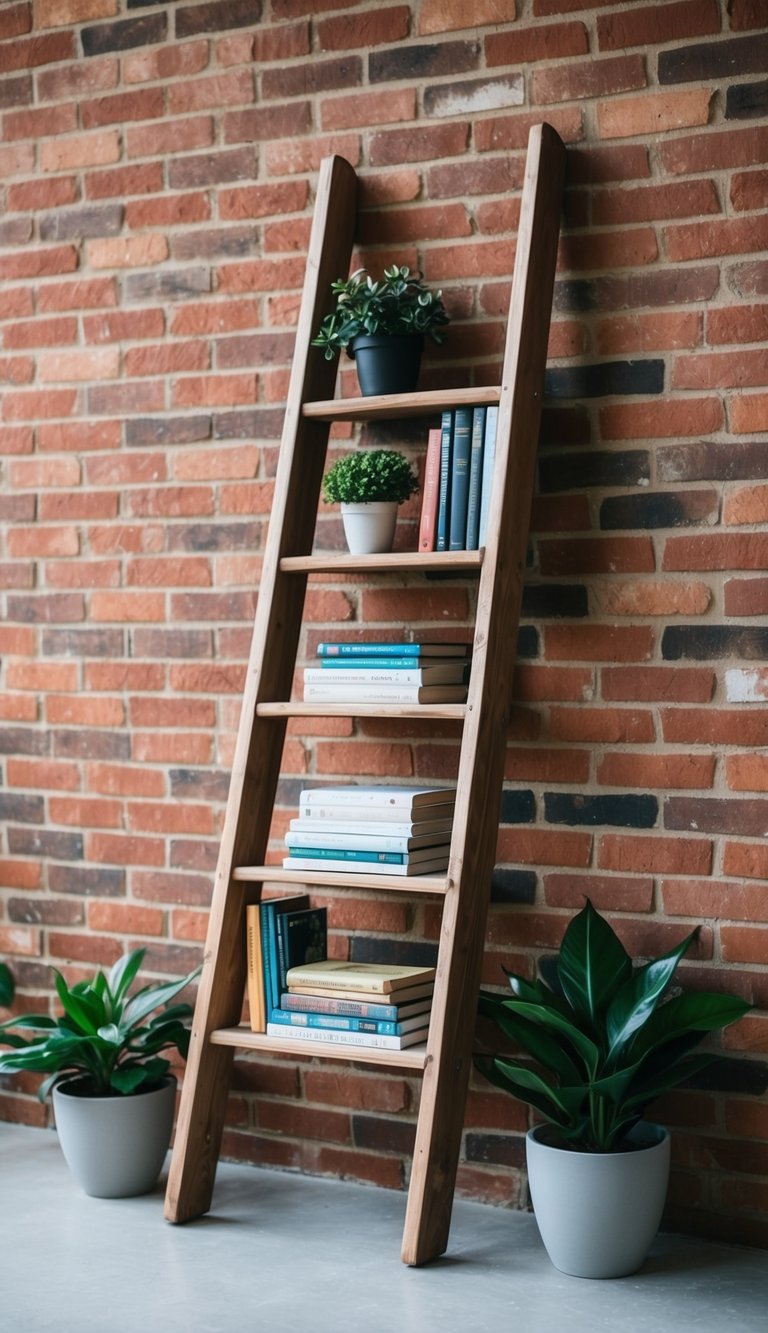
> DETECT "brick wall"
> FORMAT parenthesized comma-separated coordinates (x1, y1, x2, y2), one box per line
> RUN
(1, 0, 767, 1248)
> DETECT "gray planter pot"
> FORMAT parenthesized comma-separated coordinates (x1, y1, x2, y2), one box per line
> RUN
(52, 1076, 176, 1198)
(340, 501, 398, 554)
(526, 1121, 671, 1279)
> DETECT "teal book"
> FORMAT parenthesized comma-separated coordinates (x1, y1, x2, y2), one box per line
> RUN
(316, 641, 468, 658)
(281, 846, 426, 865)
(275, 907, 327, 1007)
(448, 406, 473, 550)
(478, 405, 498, 548)
(435, 409, 453, 552)
(279, 992, 433, 1022)
(269, 1008, 429, 1038)
(259, 894, 310, 1016)
(465, 405, 487, 551)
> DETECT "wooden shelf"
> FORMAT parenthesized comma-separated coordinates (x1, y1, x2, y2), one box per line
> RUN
(280, 550, 484, 574)
(210, 1025, 429, 1070)
(257, 702, 468, 720)
(232, 865, 449, 895)
(302, 386, 501, 422)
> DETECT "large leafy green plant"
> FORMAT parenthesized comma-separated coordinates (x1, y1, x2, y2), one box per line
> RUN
(0, 948, 199, 1100)
(312, 265, 450, 360)
(477, 900, 750, 1152)
(322, 449, 419, 505)
(0, 962, 13, 1009)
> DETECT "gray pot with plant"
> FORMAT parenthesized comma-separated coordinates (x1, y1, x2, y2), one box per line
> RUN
(0, 948, 199, 1198)
(311, 265, 449, 396)
(477, 900, 750, 1279)
(322, 448, 419, 554)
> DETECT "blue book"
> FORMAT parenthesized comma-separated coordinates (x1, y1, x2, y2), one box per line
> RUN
(282, 846, 410, 865)
(465, 405, 486, 550)
(275, 907, 327, 1006)
(279, 992, 433, 1021)
(448, 406, 473, 550)
(435, 409, 453, 552)
(478, 405, 498, 548)
(269, 1009, 429, 1038)
(259, 894, 309, 1016)
(316, 641, 468, 658)
(319, 656, 458, 670)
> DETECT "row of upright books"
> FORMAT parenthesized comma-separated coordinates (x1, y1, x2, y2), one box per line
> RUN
(419, 405, 497, 554)
(245, 896, 435, 1049)
(302, 639, 471, 706)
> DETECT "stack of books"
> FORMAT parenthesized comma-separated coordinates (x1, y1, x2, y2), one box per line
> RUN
(419, 405, 498, 553)
(283, 784, 457, 877)
(246, 895, 328, 1033)
(302, 640, 470, 706)
(268, 960, 435, 1050)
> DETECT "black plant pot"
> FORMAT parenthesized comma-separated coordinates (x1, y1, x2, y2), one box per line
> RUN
(350, 334, 424, 396)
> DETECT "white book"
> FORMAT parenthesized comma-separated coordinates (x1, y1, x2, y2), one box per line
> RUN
(295, 805, 457, 828)
(286, 830, 451, 852)
(304, 663, 468, 685)
(478, 405, 498, 548)
(289, 816, 454, 839)
(282, 855, 449, 877)
(266, 1023, 428, 1050)
(300, 786, 457, 810)
(303, 682, 468, 704)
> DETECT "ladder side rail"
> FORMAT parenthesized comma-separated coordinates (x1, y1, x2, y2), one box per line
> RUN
(165, 156, 358, 1224)
(401, 123, 566, 1265)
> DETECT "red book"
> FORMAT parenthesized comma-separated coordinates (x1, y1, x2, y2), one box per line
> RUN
(418, 427, 442, 552)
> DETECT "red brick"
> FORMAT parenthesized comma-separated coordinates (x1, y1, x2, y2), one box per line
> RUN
(597, 0, 719, 50)
(503, 748, 591, 785)
(46, 694, 123, 727)
(600, 397, 724, 440)
(673, 349, 768, 391)
(314, 740, 413, 778)
(496, 827, 592, 869)
(265, 132, 361, 176)
(322, 87, 415, 133)
(87, 235, 168, 270)
(132, 733, 214, 764)
(127, 802, 213, 836)
(662, 708, 768, 747)
(598, 752, 715, 790)
(369, 122, 469, 168)
(8, 526, 79, 557)
(88, 901, 164, 936)
(0, 427, 33, 457)
(599, 833, 712, 876)
(723, 841, 768, 881)
(544, 872, 654, 913)
(85, 763, 165, 798)
(123, 38, 208, 84)
(550, 707, 655, 743)
(660, 125, 768, 176)
(731, 169, 768, 212)
(87, 833, 165, 868)
(668, 215, 768, 262)
(724, 579, 768, 616)
(4, 102, 78, 140)
(731, 394, 768, 434)
(38, 420, 120, 452)
(83, 308, 166, 344)
(708, 303, 768, 346)
(37, 0, 116, 25)
(534, 53, 645, 105)
(594, 179, 719, 227)
(11, 451, 82, 486)
(0, 2, 31, 39)
(84, 663, 166, 691)
(37, 277, 117, 313)
(475, 108, 583, 154)
(6, 756, 80, 790)
(596, 311, 702, 355)
(721, 927, 768, 966)
(0, 30, 73, 73)
(317, 6, 409, 50)
(0, 859, 41, 891)
(602, 666, 715, 703)
(126, 116, 214, 160)
(0, 246, 78, 282)
(726, 753, 768, 792)
(49, 796, 123, 828)
(663, 534, 768, 571)
(599, 89, 712, 140)
(594, 580, 711, 617)
(85, 161, 164, 201)
(485, 21, 587, 65)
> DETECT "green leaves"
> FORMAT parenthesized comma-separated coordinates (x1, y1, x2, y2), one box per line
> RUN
(0, 962, 14, 1009)
(322, 449, 419, 505)
(0, 948, 200, 1101)
(312, 265, 450, 359)
(476, 899, 752, 1152)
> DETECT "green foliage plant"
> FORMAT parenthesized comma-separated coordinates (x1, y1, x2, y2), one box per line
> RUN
(312, 265, 450, 360)
(0, 962, 14, 1009)
(0, 948, 200, 1100)
(322, 449, 419, 506)
(477, 899, 751, 1153)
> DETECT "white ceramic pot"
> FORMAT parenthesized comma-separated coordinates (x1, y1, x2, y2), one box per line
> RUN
(525, 1121, 671, 1279)
(340, 501, 398, 554)
(53, 1076, 177, 1198)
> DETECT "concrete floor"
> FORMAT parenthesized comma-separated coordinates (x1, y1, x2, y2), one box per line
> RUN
(2, 1123, 766, 1333)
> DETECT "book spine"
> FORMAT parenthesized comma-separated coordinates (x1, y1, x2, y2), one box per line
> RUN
(418, 426, 442, 553)
(300, 786, 453, 808)
(306, 668, 431, 685)
(317, 642, 435, 657)
(448, 405, 473, 551)
(318, 657, 430, 670)
(259, 902, 274, 1016)
(290, 817, 453, 837)
(297, 803, 455, 824)
(478, 405, 498, 548)
(245, 904, 265, 1034)
(284, 846, 409, 864)
(435, 409, 453, 552)
(286, 831, 444, 852)
(282, 857, 447, 876)
(279, 993, 402, 1020)
(269, 1008, 399, 1036)
(465, 405, 486, 551)
(303, 684, 462, 703)
(266, 1023, 421, 1050)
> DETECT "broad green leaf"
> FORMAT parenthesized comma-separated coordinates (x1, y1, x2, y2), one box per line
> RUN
(97, 1024, 122, 1046)
(605, 929, 699, 1065)
(0, 1012, 58, 1035)
(121, 967, 199, 1029)
(108, 949, 146, 1008)
(499, 999, 601, 1078)
(486, 1006, 583, 1085)
(503, 969, 571, 1017)
(0, 962, 13, 1008)
(629, 990, 751, 1062)
(558, 899, 632, 1027)
(495, 1059, 586, 1123)
(623, 1053, 716, 1112)
(54, 973, 102, 1035)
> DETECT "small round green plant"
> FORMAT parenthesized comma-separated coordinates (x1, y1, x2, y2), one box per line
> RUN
(322, 449, 419, 505)
(312, 265, 450, 361)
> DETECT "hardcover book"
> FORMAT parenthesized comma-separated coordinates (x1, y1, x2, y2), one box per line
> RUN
(448, 405, 473, 551)
(418, 426, 442, 553)
(316, 641, 469, 658)
(282, 855, 449, 877)
(279, 992, 433, 1022)
(287, 981, 435, 1005)
(435, 409, 453, 552)
(307, 662, 469, 684)
(268, 1008, 430, 1037)
(478, 405, 498, 548)
(282, 844, 449, 865)
(286, 827, 451, 852)
(265, 1023, 429, 1050)
(275, 906, 327, 1014)
(465, 405, 487, 551)
(302, 682, 468, 704)
(299, 786, 456, 810)
(295, 804, 456, 828)
(285, 961, 436, 994)
(258, 893, 310, 1017)
(246, 903, 266, 1033)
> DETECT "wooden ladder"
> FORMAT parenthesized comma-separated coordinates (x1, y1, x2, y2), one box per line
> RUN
(164, 122, 565, 1266)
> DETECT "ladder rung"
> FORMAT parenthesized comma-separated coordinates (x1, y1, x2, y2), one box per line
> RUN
(257, 702, 467, 720)
(302, 386, 501, 422)
(232, 865, 449, 895)
(279, 551, 484, 574)
(210, 1025, 429, 1071)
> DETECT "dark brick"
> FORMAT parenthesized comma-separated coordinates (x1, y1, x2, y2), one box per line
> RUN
(7, 593, 85, 624)
(140, 942, 203, 977)
(170, 840, 219, 871)
(125, 267, 212, 303)
(545, 793, 658, 828)
(362, 417, 438, 449)
(169, 147, 256, 190)
(176, 0, 260, 38)
(42, 628, 126, 657)
(40, 205, 123, 242)
(0, 727, 50, 757)
(662, 625, 768, 660)
(429, 157, 524, 199)
(170, 768, 231, 803)
(167, 522, 261, 552)
(516, 625, 539, 659)
(218, 333, 296, 369)
(544, 360, 664, 400)
(53, 729, 131, 761)
(171, 227, 256, 262)
(0, 217, 33, 245)
(499, 789, 535, 825)
(726, 79, 768, 120)
(665, 797, 768, 837)
(658, 441, 768, 483)
(126, 416, 212, 447)
(7, 828, 83, 860)
(9, 896, 84, 925)
(659, 34, 768, 83)
(370, 41, 478, 83)
(263, 56, 362, 98)
(49, 864, 126, 898)
(600, 490, 717, 530)
(566, 144, 650, 185)
(0, 794, 44, 824)
(539, 449, 650, 493)
(464, 1131, 526, 1168)
(131, 628, 213, 657)
(538, 405, 592, 449)
(520, 584, 588, 618)
(349, 937, 438, 968)
(213, 409, 285, 440)
(0, 73, 33, 110)
(687, 1057, 768, 1096)
(353, 1114, 416, 1155)
(0, 494, 36, 523)
(490, 868, 537, 904)
(275, 777, 306, 808)
(553, 267, 718, 314)
(81, 13, 167, 55)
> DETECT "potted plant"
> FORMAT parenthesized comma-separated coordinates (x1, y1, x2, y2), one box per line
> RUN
(322, 448, 419, 554)
(311, 264, 450, 396)
(476, 900, 751, 1279)
(0, 947, 200, 1198)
